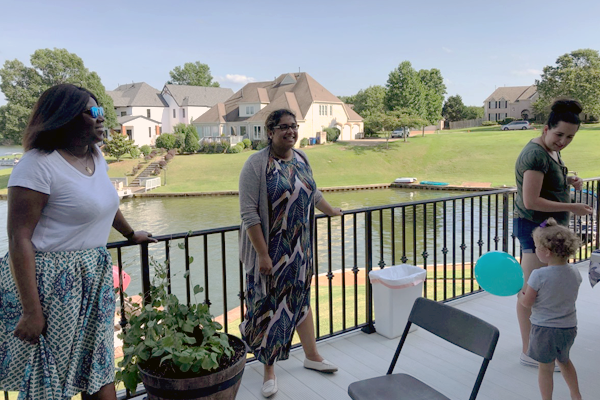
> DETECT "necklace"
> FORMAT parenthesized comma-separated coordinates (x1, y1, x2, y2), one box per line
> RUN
(65, 148, 93, 174)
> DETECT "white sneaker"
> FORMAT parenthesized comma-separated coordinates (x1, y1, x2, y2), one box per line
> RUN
(261, 377, 278, 398)
(520, 353, 560, 372)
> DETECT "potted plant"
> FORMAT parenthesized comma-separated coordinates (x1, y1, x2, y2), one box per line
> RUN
(116, 256, 247, 400)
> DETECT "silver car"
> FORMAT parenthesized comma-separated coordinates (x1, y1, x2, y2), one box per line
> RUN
(501, 120, 530, 130)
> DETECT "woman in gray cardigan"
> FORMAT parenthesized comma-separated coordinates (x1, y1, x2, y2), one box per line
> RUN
(239, 109, 342, 398)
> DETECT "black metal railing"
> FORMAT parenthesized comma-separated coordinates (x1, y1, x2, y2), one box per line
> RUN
(3, 179, 598, 400)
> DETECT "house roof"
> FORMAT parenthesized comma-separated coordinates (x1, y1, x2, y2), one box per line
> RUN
(344, 104, 363, 121)
(117, 115, 161, 125)
(107, 82, 168, 107)
(192, 72, 359, 124)
(484, 85, 537, 103)
(162, 85, 234, 107)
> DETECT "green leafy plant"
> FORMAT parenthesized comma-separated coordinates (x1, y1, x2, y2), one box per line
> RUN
(242, 138, 251, 149)
(140, 145, 152, 156)
(300, 138, 309, 148)
(116, 255, 234, 394)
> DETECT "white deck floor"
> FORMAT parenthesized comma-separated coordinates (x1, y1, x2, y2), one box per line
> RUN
(131, 262, 599, 399)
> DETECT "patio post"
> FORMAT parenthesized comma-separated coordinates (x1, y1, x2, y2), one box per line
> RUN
(362, 210, 376, 334)
(502, 192, 510, 253)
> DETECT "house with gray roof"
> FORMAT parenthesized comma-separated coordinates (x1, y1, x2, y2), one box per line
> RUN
(160, 85, 233, 134)
(106, 82, 233, 146)
(484, 85, 538, 121)
(192, 72, 363, 144)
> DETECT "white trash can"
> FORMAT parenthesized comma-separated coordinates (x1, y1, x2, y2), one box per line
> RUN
(369, 264, 427, 339)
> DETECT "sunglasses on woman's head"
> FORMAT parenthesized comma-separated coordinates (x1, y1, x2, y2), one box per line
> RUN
(83, 106, 104, 118)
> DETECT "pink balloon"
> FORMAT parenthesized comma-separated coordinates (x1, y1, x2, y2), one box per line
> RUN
(112, 265, 131, 291)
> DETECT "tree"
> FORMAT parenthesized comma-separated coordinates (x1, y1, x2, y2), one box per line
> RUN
(534, 48, 600, 118)
(0, 48, 116, 144)
(442, 95, 466, 122)
(104, 133, 134, 162)
(463, 105, 484, 120)
(352, 85, 386, 118)
(384, 61, 425, 115)
(418, 69, 446, 124)
(168, 61, 220, 87)
(338, 94, 357, 105)
(182, 130, 200, 153)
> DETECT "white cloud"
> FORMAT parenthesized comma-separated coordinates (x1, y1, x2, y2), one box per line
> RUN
(511, 69, 542, 77)
(217, 74, 256, 85)
(442, 47, 453, 54)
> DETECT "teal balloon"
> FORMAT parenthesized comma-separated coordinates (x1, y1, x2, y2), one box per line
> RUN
(475, 251, 524, 296)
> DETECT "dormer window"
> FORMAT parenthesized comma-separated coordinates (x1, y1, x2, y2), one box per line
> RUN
(246, 106, 255, 115)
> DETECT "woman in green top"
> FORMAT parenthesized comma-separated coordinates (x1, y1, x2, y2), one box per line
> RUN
(513, 99, 592, 368)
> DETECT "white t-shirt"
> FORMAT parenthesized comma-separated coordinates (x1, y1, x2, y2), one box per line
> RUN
(8, 147, 120, 252)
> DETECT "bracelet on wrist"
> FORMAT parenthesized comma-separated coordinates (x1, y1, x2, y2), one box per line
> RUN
(124, 230, 135, 240)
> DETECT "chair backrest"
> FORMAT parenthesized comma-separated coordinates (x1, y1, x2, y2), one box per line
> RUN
(408, 297, 499, 360)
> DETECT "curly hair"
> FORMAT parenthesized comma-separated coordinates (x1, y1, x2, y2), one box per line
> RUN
(532, 218, 582, 259)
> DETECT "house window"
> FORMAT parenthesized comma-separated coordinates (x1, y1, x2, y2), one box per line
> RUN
(246, 106, 254, 115)
(240, 126, 247, 137)
(173, 109, 176, 118)
(182, 109, 186, 119)
(147, 109, 151, 118)
(159, 127, 162, 135)
(126, 129, 132, 140)
(121, 111, 126, 117)
(505, 101, 508, 108)
(488, 102, 491, 109)
(330, 105, 332, 115)
(149, 127, 151, 137)
(488, 114, 492, 121)
(253, 126, 262, 140)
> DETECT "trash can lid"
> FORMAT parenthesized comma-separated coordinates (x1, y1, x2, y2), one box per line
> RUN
(369, 264, 427, 288)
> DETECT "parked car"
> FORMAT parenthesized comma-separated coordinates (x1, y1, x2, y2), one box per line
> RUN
(391, 128, 411, 138)
(501, 120, 530, 130)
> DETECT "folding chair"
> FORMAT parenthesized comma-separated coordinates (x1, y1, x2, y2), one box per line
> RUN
(348, 297, 499, 400)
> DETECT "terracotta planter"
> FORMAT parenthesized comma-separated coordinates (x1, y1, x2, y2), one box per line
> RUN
(139, 335, 247, 400)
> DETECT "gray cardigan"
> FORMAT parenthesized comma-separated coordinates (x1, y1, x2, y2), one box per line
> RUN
(239, 146, 323, 298)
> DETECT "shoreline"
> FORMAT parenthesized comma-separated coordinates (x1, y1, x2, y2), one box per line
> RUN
(111, 182, 501, 200)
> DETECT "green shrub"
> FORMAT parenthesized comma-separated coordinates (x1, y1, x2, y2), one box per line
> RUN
(182, 131, 200, 153)
(156, 133, 177, 150)
(242, 139, 251, 149)
(228, 144, 243, 153)
(324, 127, 340, 142)
(129, 146, 140, 159)
(481, 120, 498, 126)
(300, 138, 309, 148)
(256, 141, 268, 150)
(140, 145, 152, 156)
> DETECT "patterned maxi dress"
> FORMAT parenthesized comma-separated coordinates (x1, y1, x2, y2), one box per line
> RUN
(0, 248, 115, 399)
(241, 152, 317, 364)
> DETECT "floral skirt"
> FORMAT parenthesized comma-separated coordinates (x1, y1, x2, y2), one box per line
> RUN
(0, 247, 115, 399)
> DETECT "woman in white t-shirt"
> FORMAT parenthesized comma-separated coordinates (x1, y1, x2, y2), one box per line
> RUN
(0, 84, 156, 400)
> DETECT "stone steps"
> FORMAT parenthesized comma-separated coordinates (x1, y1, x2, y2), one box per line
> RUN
(130, 162, 161, 186)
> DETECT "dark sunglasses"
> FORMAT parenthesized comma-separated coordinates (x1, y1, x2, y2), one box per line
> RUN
(274, 124, 299, 131)
(83, 106, 104, 118)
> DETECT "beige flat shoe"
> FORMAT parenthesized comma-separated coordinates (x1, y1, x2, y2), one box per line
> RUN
(303, 358, 338, 372)
(261, 377, 278, 398)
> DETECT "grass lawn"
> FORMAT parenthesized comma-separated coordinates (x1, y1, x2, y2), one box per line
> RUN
(1, 124, 599, 194)
(146, 123, 600, 192)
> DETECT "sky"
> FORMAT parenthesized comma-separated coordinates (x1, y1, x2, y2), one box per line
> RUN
(1, 0, 600, 108)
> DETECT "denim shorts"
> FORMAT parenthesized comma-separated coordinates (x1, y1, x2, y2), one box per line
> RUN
(513, 218, 539, 253)
(527, 325, 577, 364)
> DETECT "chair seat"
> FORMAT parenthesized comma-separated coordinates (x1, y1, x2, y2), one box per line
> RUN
(348, 373, 451, 400)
